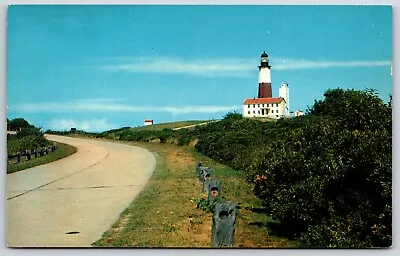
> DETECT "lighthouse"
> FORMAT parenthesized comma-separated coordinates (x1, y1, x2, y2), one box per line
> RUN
(243, 51, 290, 119)
(258, 51, 272, 98)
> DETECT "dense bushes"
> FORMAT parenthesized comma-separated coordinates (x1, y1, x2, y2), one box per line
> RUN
(7, 121, 50, 155)
(193, 89, 391, 247)
(309, 88, 391, 131)
(44, 130, 72, 136)
(244, 89, 392, 248)
(7, 117, 33, 131)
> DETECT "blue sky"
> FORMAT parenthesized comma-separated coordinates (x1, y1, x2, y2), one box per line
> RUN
(7, 5, 392, 132)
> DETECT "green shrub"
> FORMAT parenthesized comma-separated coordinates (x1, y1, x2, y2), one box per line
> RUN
(16, 127, 43, 139)
(297, 216, 374, 248)
(193, 88, 391, 248)
(222, 111, 243, 121)
(157, 128, 174, 143)
(194, 198, 218, 213)
(7, 126, 50, 155)
(247, 89, 392, 247)
(309, 88, 391, 131)
(8, 117, 32, 131)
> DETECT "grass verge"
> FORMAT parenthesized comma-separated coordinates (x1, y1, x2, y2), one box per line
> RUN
(7, 142, 77, 174)
(92, 140, 295, 248)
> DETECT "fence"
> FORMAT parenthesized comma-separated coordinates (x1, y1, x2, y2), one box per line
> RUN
(196, 161, 237, 247)
(7, 144, 57, 165)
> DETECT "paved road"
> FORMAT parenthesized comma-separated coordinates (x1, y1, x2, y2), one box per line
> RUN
(6, 135, 156, 247)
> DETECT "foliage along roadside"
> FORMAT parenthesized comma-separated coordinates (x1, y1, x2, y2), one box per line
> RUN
(7, 122, 51, 155)
(95, 88, 392, 248)
(6, 118, 78, 173)
(7, 141, 77, 174)
(7, 117, 34, 131)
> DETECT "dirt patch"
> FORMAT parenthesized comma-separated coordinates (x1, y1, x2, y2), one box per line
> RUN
(150, 138, 161, 143)
(188, 139, 199, 148)
(112, 213, 131, 233)
(157, 145, 213, 247)
(165, 147, 195, 172)
(166, 138, 179, 145)
(179, 210, 213, 247)
(101, 213, 132, 246)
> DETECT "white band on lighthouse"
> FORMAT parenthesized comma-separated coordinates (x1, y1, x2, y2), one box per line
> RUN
(259, 67, 271, 83)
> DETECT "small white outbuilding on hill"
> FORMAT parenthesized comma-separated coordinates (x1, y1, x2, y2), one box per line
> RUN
(144, 119, 154, 126)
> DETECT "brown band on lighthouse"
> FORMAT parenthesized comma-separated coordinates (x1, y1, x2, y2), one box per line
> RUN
(258, 83, 272, 98)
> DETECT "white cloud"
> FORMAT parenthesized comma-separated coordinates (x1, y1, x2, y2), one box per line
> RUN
(164, 105, 239, 115)
(75, 98, 123, 103)
(272, 58, 391, 70)
(49, 118, 117, 132)
(12, 99, 240, 116)
(99, 56, 391, 75)
(101, 57, 254, 77)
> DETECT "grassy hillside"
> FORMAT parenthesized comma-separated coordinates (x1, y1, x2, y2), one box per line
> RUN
(131, 120, 211, 131)
(99, 120, 213, 140)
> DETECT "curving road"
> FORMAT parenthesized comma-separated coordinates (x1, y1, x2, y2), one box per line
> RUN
(6, 135, 156, 247)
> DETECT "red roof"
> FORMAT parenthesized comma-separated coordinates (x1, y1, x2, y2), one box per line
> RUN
(243, 97, 284, 105)
(144, 119, 153, 122)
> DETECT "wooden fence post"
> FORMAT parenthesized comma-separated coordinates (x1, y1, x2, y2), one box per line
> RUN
(208, 180, 221, 202)
(202, 173, 212, 193)
(196, 162, 203, 177)
(199, 166, 213, 183)
(198, 166, 206, 182)
(211, 201, 237, 247)
(200, 167, 210, 183)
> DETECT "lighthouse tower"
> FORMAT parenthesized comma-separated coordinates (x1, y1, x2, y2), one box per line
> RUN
(279, 82, 289, 115)
(258, 51, 272, 98)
